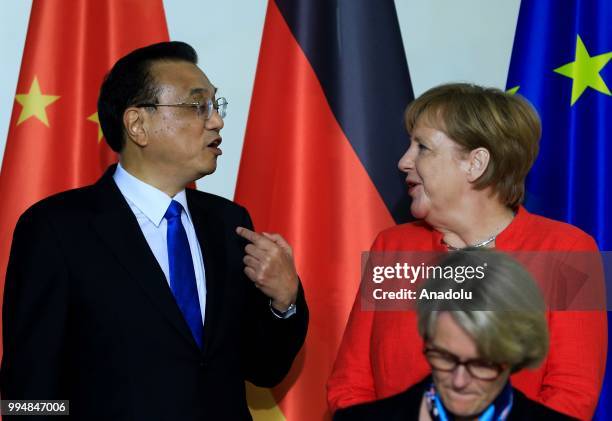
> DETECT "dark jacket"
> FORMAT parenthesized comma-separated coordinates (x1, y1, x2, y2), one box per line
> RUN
(1, 166, 308, 420)
(334, 376, 577, 421)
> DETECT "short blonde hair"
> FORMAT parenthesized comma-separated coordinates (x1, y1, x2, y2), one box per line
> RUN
(405, 83, 541, 209)
(417, 249, 548, 372)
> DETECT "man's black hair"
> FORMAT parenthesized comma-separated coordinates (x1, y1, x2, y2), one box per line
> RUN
(97, 41, 198, 152)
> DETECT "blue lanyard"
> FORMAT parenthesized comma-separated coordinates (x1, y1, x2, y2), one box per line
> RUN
(425, 381, 514, 421)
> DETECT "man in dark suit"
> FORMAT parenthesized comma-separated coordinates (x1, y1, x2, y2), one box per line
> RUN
(1, 41, 308, 420)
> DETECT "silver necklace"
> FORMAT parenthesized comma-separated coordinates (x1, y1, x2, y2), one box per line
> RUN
(443, 211, 516, 251)
(444, 234, 497, 251)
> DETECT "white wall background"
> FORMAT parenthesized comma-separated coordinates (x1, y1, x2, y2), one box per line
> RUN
(0, 0, 521, 200)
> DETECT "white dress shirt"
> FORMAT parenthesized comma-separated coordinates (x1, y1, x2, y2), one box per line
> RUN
(113, 163, 207, 325)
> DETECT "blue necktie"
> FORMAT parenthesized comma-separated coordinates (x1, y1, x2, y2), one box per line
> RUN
(164, 200, 203, 349)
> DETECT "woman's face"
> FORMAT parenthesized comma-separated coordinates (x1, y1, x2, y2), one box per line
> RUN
(428, 312, 510, 418)
(398, 118, 472, 222)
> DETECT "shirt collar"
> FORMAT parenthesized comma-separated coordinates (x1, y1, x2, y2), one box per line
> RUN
(113, 163, 192, 227)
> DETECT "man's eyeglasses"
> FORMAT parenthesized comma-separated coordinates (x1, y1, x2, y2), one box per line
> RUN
(423, 346, 505, 381)
(135, 97, 228, 120)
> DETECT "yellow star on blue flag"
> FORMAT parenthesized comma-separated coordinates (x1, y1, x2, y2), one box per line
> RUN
(554, 35, 612, 105)
(506, 5, 612, 418)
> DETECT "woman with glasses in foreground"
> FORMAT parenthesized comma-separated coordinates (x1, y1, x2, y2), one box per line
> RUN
(334, 250, 575, 421)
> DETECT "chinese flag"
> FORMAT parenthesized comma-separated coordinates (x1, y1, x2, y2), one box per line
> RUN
(0, 0, 169, 357)
(236, 1, 413, 420)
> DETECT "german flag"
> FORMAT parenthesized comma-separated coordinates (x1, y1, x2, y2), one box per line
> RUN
(236, 1, 414, 419)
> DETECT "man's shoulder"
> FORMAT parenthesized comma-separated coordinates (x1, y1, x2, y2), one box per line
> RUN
(186, 188, 249, 219)
(20, 184, 99, 220)
(186, 188, 240, 207)
(11, 184, 104, 242)
(186, 188, 245, 209)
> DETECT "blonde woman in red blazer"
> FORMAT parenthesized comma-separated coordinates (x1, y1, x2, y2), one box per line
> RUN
(327, 83, 607, 421)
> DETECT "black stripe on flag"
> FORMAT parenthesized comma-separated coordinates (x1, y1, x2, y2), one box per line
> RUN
(275, 0, 415, 223)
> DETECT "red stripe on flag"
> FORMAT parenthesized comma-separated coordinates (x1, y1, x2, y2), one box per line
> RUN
(0, 0, 169, 359)
(235, 1, 395, 419)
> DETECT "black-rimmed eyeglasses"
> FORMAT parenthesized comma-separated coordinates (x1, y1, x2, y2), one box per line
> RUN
(423, 346, 506, 381)
(135, 97, 228, 120)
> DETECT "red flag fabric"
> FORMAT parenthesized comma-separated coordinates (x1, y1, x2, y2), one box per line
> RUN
(235, 1, 396, 419)
(0, 0, 169, 357)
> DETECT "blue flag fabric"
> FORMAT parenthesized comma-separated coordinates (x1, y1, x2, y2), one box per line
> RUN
(506, 1, 611, 419)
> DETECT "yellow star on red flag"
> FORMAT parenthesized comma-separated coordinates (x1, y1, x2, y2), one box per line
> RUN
(14, 77, 60, 126)
(87, 112, 104, 142)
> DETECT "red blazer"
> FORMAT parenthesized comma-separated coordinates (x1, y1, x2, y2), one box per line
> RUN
(327, 207, 607, 420)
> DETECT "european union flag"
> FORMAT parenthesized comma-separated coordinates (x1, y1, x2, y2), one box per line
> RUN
(506, 1, 611, 419)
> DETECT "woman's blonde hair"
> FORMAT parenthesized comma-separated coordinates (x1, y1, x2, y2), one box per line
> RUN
(405, 83, 541, 209)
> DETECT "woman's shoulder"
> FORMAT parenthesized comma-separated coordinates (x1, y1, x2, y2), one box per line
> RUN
(504, 207, 598, 251)
(372, 221, 437, 251)
(333, 378, 426, 421)
(521, 208, 589, 238)
(510, 388, 579, 420)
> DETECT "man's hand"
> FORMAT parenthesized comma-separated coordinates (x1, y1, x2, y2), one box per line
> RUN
(236, 227, 299, 312)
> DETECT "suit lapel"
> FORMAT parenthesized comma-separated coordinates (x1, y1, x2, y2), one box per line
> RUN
(89, 167, 200, 351)
(187, 190, 228, 356)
